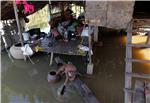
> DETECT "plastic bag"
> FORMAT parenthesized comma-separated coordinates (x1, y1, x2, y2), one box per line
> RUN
(21, 44, 33, 56)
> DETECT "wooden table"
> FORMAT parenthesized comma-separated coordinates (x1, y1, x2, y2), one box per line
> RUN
(46, 38, 86, 65)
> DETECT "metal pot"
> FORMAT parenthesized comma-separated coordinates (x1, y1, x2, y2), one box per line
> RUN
(47, 70, 60, 83)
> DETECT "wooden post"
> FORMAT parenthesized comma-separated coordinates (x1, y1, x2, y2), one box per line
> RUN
(146, 32, 150, 45)
(48, 0, 52, 32)
(75, 4, 77, 18)
(87, 24, 94, 75)
(80, 6, 81, 14)
(94, 18, 101, 43)
(49, 52, 54, 66)
(48, 0, 52, 16)
(88, 34, 92, 64)
(83, 0, 85, 12)
(13, 1, 23, 46)
(125, 21, 133, 103)
(0, 1, 1, 20)
(94, 26, 98, 42)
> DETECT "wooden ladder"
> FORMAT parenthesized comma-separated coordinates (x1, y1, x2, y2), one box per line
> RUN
(124, 20, 150, 103)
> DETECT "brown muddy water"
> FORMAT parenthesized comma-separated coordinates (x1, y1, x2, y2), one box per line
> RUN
(1, 33, 150, 103)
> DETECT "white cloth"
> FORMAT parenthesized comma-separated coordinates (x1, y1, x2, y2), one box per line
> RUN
(78, 45, 89, 51)
(81, 26, 94, 37)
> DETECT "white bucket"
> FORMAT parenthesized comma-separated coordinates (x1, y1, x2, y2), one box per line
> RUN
(22, 32, 29, 41)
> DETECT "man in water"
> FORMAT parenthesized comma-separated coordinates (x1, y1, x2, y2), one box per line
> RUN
(57, 64, 77, 85)
(56, 63, 77, 95)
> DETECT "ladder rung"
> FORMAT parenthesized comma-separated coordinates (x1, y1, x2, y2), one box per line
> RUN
(138, 26, 150, 28)
(127, 44, 150, 48)
(124, 88, 135, 93)
(126, 58, 150, 63)
(134, 18, 150, 20)
(124, 88, 143, 94)
(132, 29, 150, 32)
(126, 72, 150, 79)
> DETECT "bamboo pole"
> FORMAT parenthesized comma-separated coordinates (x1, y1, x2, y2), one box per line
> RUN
(125, 21, 133, 103)
(48, 0, 52, 16)
(13, 1, 23, 46)
(13, 1, 26, 61)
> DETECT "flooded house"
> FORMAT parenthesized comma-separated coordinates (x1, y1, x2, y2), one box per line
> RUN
(1, 1, 150, 103)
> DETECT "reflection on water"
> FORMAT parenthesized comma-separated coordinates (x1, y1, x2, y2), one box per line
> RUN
(133, 47, 150, 74)
(137, 48, 150, 61)
(122, 35, 150, 74)
(132, 35, 150, 74)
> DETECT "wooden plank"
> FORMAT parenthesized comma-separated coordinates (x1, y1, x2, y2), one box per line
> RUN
(126, 72, 150, 79)
(133, 81, 145, 103)
(126, 58, 150, 63)
(127, 44, 150, 48)
(46, 38, 86, 56)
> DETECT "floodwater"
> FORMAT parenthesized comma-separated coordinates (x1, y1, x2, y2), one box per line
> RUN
(1, 33, 150, 103)
(1, 53, 84, 103)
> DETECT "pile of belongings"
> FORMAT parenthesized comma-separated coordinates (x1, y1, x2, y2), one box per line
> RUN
(49, 8, 86, 42)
